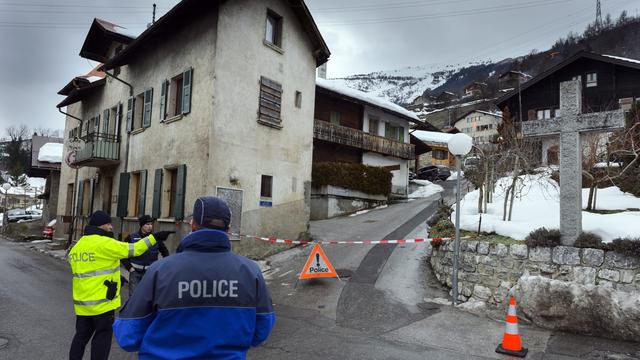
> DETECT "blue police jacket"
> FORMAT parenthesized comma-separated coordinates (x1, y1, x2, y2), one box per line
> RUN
(127, 230, 168, 267)
(113, 229, 276, 359)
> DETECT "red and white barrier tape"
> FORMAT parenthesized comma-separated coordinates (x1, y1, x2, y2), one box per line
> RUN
(232, 234, 462, 245)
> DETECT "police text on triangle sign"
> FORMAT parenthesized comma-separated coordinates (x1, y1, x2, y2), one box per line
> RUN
(299, 243, 338, 280)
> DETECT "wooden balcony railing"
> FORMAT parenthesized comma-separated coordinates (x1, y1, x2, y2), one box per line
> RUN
(314, 120, 415, 159)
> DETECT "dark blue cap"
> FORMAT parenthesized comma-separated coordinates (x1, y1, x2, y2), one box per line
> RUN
(89, 210, 112, 227)
(192, 196, 231, 228)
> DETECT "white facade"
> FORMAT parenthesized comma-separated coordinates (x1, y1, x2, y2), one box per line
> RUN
(57, 0, 328, 246)
(362, 105, 410, 195)
(454, 110, 502, 145)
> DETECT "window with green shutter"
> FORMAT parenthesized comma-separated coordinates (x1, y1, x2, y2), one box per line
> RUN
(142, 88, 153, 128)
(137, 170, 147, 216)
(151, 169, 163, 218)
(173, 165, 186, 220)
(116, 172, 130, 217)
(182, 68, 192, 115)
(159, 80, 168, 121)
(126, 97, 134, 133)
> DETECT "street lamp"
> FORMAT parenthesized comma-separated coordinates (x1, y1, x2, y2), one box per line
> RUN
(447, 133, 473, 305)
(1, 183, 11, 230)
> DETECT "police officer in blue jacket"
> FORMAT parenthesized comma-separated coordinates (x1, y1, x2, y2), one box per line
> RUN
(113, 196, 276, 359)
(121, 215, 169, 296)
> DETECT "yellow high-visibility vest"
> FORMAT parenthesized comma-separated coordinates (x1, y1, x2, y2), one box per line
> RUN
(68, 232, 157, 316)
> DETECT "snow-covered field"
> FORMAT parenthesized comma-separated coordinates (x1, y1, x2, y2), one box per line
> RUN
(409, 180, 444, 198)
(453, 173, 640, 242)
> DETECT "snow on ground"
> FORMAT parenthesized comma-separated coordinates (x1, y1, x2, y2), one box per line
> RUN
(447, 171, 464, 181)
(453, 172, 640, 242)
(349, 204, 388, 217)
(408, 180, 444, 198)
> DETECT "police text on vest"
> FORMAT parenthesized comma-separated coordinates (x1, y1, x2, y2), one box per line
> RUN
(178, 280, 239, 299)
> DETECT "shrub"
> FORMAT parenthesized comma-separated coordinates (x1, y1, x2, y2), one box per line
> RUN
(605, 238, 640, 257)
(429, 219, 455, 239)
(525, 227, 561, 248)
(574, 231, 604, 249)
(430, 238, 443, 249)
(312, 162, 392, 196)
(427, 204, 453, 227)
(615, 165, 640, 197)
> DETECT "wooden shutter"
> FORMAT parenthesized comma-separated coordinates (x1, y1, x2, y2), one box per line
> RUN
(258, 76, 282, 126)
(159, 80, 168, 121)
(126, 97, 134, 133)
(138, 170, 147, 215)
(94, 114, 101, 135)
(181, 68, 192, 114)
(102, 109, 110, 134)
(88, 178, 95, 214)
(75, 180, 84, 216)
(115, 103, 122, 137)
(151, 169, 162, 218)
(173, 164, 187, 220)
(143, 88, 153, 128)
(399, 127, 405, 142)
(116, 172, 130, 217)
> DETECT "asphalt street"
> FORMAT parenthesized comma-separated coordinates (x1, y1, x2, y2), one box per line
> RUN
(1, 179, 639, 359)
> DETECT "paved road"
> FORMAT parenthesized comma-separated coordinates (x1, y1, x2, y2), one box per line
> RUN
(1, 180, 639, 359)
(0, 239, 134, 360)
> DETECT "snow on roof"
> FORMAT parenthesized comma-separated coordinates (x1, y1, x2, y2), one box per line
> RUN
(475, 110, 502, 117)
(96, 18, 138, 39)
(602, 54, 640, 65)
(412, 130, 453, 144)
(37, 143, 63, 163)
(316, 78, 419, 121)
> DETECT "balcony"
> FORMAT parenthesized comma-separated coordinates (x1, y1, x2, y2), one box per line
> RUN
(314, 120, 415, 159)
(74, 132, 120, 167)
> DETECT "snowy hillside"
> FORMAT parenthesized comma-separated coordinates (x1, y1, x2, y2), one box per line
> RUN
(332, 62, 486, 105)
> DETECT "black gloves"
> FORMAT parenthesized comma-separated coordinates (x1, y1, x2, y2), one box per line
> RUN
(153, 231, 175, 242)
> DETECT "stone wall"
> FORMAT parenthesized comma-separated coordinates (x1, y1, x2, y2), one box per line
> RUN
(430, 240, 640, 305)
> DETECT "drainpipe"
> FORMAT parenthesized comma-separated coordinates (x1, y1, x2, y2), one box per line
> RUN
(59, 107, 82, 250)
(104, 70, 133, 240)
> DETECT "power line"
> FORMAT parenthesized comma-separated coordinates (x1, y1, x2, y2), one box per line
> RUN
(317, 0, 575, 26)
(312, 0, 475, 13)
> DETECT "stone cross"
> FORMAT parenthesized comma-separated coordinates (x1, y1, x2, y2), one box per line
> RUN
(521, 80, 625, 245)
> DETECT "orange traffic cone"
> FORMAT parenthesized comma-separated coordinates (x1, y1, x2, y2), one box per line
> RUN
(495, 296, 528, 357)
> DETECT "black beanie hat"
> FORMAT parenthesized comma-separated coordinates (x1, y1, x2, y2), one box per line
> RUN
(138, 215, 155, 228)
(89, 210, 112, 227)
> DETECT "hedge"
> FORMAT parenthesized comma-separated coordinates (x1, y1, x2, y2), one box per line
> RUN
(312, 162, 392, 196)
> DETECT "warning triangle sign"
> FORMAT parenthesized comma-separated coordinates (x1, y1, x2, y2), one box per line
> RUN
(299, 243, 338, 280)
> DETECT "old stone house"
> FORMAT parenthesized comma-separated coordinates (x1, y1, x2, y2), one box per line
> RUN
(55, 0, 330, 248)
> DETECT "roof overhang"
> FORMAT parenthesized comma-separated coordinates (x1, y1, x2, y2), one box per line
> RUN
(57, 78, 106, 108)
(80, 18, 135, 63)
(105, 0, 330, 70)
(57, 77, 90, 96)
(496, 51, 640, 108)
(410, 134, 432, 155)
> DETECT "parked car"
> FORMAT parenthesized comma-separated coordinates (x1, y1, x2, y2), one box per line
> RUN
(6, 208, 42, 222)
(463, 156, 480, 171)
(409, 171, 416, 180)
(417, 165, 451, 182)
(7, 208, 32, 223)
(43, 219, 56, 239)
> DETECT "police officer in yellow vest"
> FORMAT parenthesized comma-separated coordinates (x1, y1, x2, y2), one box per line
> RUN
(68, 210, 173, 360)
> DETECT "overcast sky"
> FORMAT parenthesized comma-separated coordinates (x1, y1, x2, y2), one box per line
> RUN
(0, 0, 638, 133)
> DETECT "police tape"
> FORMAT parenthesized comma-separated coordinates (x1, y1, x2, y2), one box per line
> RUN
(231, 234, 465, 245)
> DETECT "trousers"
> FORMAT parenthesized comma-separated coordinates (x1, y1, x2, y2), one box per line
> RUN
(69, 310, 114, 360)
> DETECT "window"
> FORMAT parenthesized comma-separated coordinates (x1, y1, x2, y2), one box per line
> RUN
(265, 10, 283, 48)
(586, 72, 597, 87)
(162, 168, 177, 218)
(385, 123, 405, 142)
(369, 117, 379, 135)
(258, 76, 283, 128)
(66, 183, 74, 216)
(102, 176, 113, 214)
(330, 111, 341, 125)
(127, 172, 141, 217)
(81, 180, 90, 216)
(433, 149, 448, 160)
(260, 175, 273, 198)
(159, 165, 186, 219)
(295, 91, 302, 108)
(536, 109, 551, 120)
(128, 89, 153, 133)
(161, 69, 193, 121)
